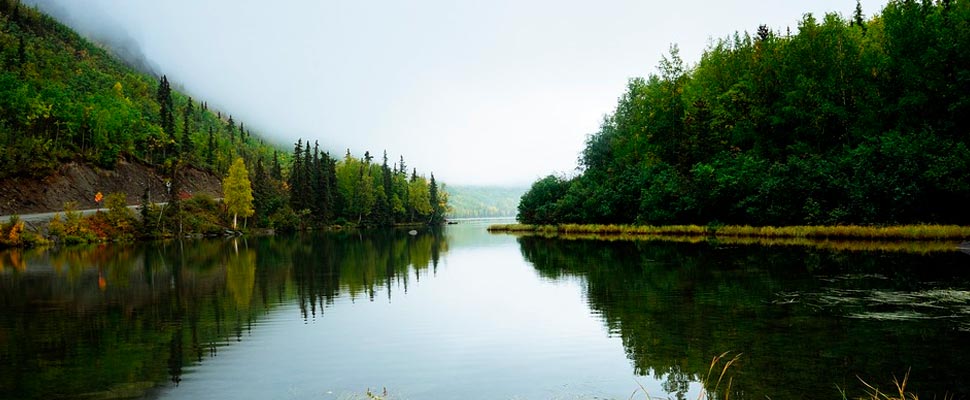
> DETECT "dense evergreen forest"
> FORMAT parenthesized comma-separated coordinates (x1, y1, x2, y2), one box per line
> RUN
(0, 1, 447, 232)
(519, 0, 970, 226)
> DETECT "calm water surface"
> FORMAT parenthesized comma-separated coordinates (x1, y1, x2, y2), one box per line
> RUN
(2, 221, 970, 399)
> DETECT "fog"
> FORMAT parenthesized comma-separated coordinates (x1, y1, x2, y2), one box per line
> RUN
(23, 0, 887, 186)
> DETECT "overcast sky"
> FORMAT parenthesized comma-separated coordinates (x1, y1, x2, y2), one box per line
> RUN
(26, 0, 887, 186)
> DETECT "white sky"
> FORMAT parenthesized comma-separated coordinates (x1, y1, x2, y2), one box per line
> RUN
(27, 0, 888, 186)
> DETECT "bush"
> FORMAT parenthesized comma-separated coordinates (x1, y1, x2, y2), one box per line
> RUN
(270, 206, 301, 233)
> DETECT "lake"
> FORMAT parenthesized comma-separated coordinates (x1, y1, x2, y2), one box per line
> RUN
(2, 220, 970, 399)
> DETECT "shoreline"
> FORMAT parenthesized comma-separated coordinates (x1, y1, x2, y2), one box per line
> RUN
(488, 223, 970, 242)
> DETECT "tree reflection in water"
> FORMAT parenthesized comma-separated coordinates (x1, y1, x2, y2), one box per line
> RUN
(0, 229, 448, 400)
(516, 236, 970, 399)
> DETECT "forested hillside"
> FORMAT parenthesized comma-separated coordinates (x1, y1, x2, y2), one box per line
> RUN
(446, 185, 526, 218)
(0, 1, 275, 178)
(519, 0, 970, 226)
(0, 2, 448, 230)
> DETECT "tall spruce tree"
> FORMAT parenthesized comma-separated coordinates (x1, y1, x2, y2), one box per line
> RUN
(853, 0, 867, 33)
(271, 150, 283, 181)
(429, 173, 442, 224)
(252, 157, 274, 226)
(156, 75, 175, 144)
(227, 115, 235, 142)
(379, 151, 394, 225)
(288, 139, 305, 211)
(206, 126, 215, 166)
(181, 97, 194, 157)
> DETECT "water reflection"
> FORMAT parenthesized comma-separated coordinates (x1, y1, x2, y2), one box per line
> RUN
(0, 229, 448, 400)
(4, 227, 970, 400)
(516, 236, 970, 399)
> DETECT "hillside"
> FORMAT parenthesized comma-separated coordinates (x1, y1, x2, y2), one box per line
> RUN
(0, 160, 220, 215)
(0, 1, 280, 213)
(0, 2, 451, 231)
(518, 0, 970, 226)
(446, 185, 526, 218)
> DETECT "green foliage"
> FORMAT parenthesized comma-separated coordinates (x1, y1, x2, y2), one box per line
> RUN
(223, 157, 254, 230)
(289, 143, 446, 228)
(520, 1, 970, 226)
(0, 4, 287, 181)
(517, 175, 570, 224)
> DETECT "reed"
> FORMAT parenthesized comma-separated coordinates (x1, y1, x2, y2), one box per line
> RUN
(849, 369, 951, 400)
(488, 223, 970, 241)
(629, 352, 742, 400)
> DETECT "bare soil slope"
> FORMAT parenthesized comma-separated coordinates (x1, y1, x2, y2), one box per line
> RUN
(0, 161, 222, 215)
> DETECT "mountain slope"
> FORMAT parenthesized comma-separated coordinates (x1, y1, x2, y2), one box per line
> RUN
(0, 1, 281, 213)
(446, 185, 526, 218)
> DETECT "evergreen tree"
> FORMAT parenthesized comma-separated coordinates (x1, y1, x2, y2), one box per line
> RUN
(309, 142, 322, 224)
(206, 126, 215, 166)
(310, 142, 334, 224)
(380, 151, 394, 225)
(429, 173, 442, 224)
(181, 97, 194, 157)
(853, 0, 867, 33)
(156, 75, 175, 143)
(757, 24, 771, 42)
(288, 139, 307, 212)
(227, 115, 235, 142)
(271, 150, 283, 181)
(252, 156, 281, 226)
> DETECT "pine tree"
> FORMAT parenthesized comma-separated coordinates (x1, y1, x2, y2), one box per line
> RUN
(309, 142, 322, 224)
(156, 75, 175, 141)
(288, 139, 305, 211)
(429, 173, 441, 224)
(756, 24, 770, 42)
(252, 157, 271, 225)
(271, 151, 283, 181)
(380, 151, 394, 225)
(227, 115, 235, 142)
(181, 97, 194, 157)
(853, 0, 867, 34)
(206, 126, 215, 166)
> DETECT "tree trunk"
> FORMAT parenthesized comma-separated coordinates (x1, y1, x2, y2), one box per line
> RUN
(233, 213, 238, 230)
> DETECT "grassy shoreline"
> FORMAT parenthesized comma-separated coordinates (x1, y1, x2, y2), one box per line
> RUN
(488, 223, 970, 241)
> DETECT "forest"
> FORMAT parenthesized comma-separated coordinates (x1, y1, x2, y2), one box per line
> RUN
(0, 1, 447, 236)
(518, 0, 970, 226)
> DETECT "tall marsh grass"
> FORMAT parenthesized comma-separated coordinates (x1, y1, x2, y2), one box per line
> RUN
(488, 224, 970, 253)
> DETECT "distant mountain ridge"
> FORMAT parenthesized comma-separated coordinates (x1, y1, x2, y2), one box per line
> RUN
(446, 185, 526, 219)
